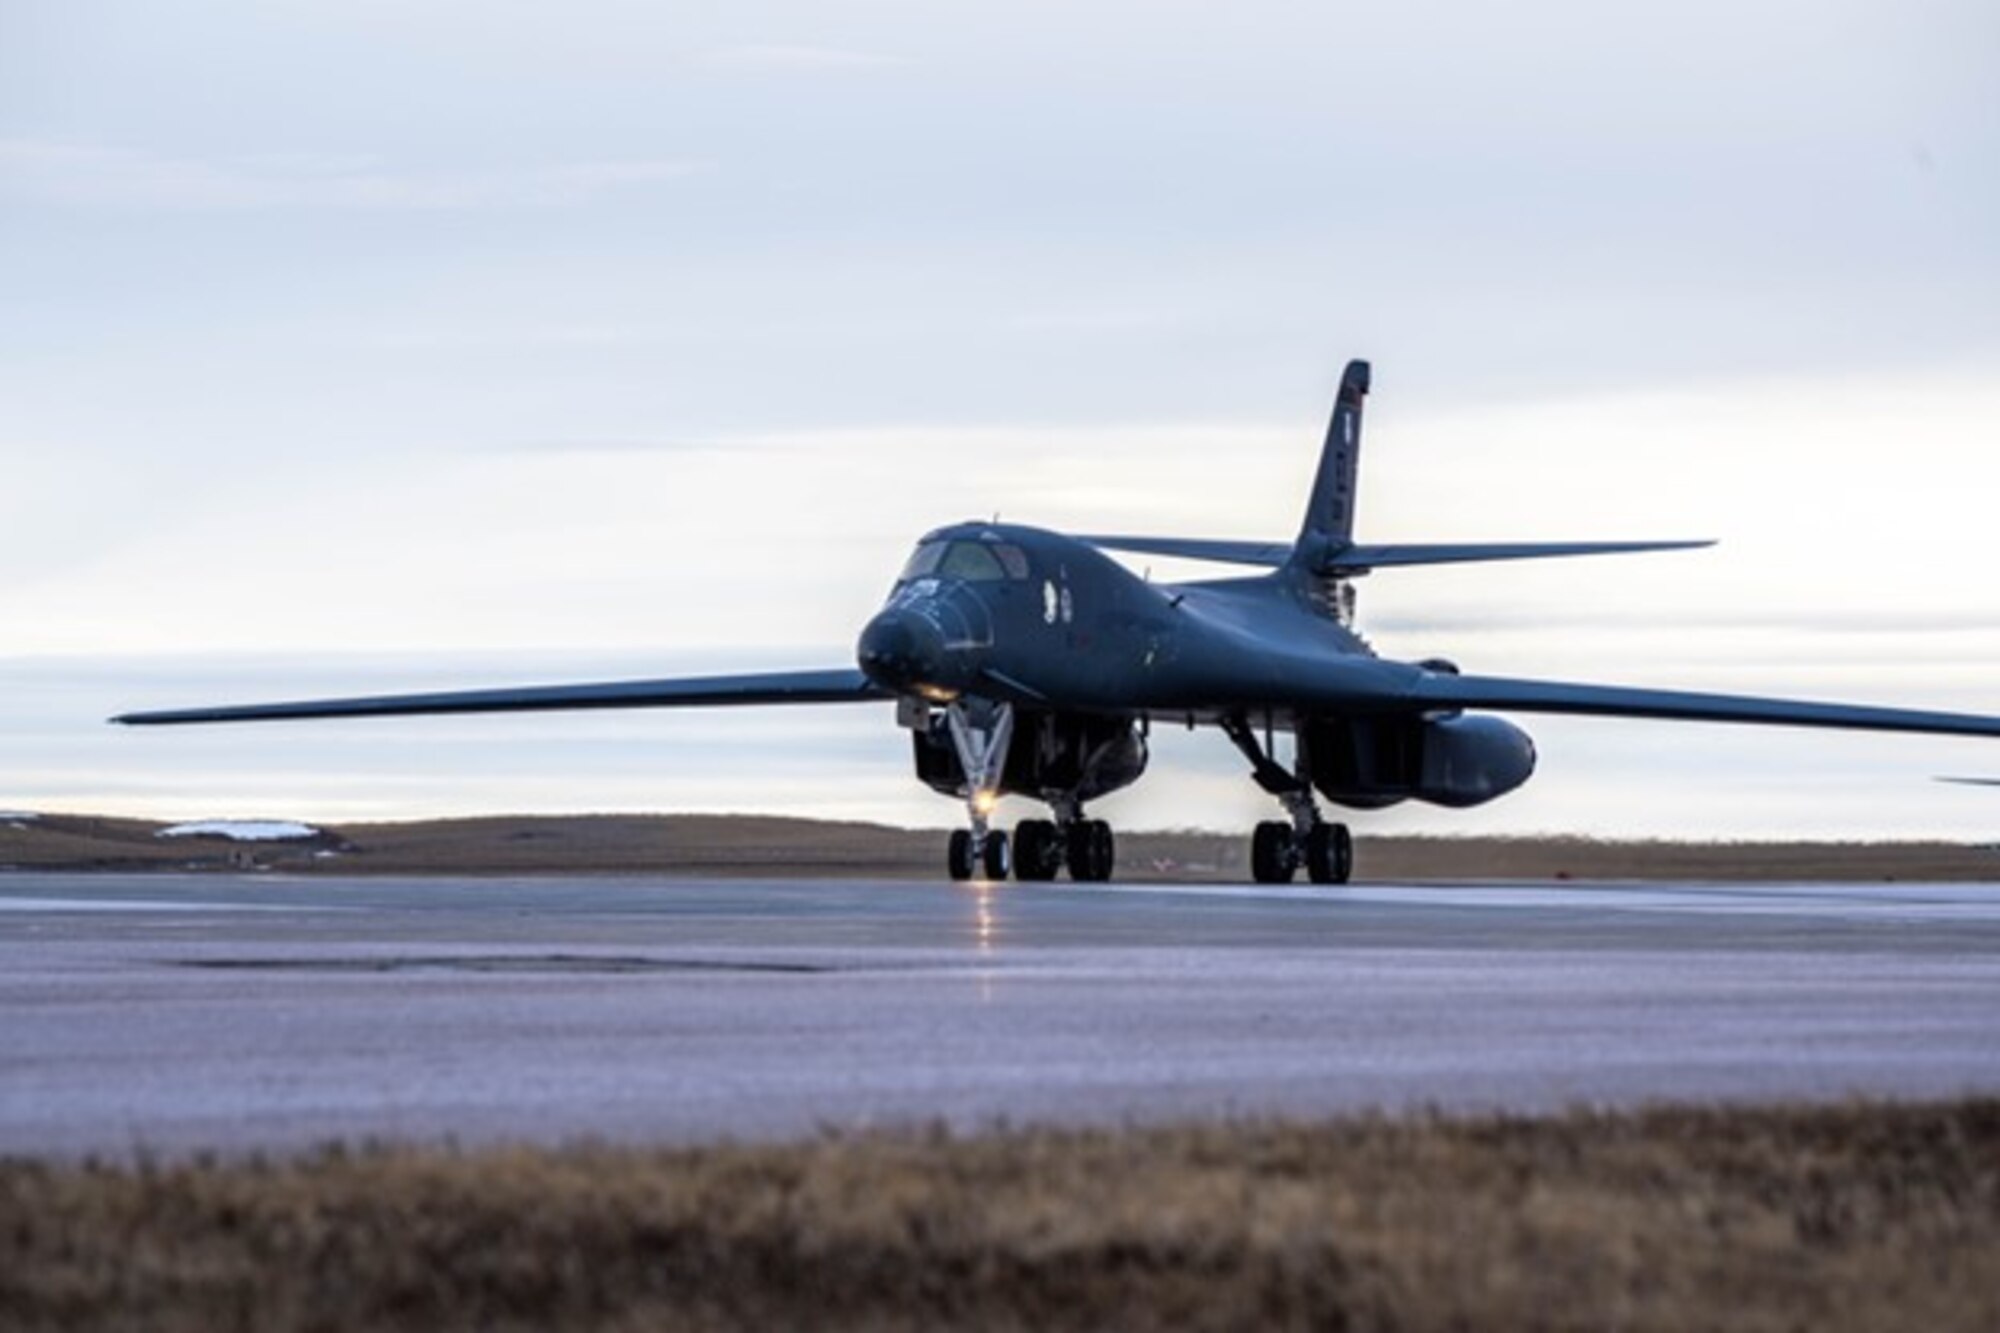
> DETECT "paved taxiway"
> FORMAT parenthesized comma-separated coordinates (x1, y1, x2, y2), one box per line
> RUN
(4, 873, 1998, 1156)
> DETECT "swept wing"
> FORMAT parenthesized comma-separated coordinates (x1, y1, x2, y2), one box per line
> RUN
(113, 668, 886, 726)
(1405, 671, 2000, 739)
(1326, 540, 1713, 573)
(1075, 535, 1295, 567)
(1076, 535, 1712, 572)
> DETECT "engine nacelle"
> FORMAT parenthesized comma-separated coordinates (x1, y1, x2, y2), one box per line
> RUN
(1303, 713, 1536, 810)
(1411, 713, 1537, 808)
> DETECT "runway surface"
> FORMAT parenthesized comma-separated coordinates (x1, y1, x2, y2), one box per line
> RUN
(4, 872, 1999, 1157)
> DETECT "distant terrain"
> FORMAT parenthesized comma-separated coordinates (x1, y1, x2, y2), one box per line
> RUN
(5, 810, 2000, 880)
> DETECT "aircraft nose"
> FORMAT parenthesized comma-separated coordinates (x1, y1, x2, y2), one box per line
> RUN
(856, 608, 942, 692)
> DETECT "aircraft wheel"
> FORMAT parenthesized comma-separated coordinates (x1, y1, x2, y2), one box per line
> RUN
(1068, 819, 1115, 882)
(1251, 821, 1297, 884)
(1090, 820, 1117, 882)
(1014, 819, 1061, 881)
(1305, 822, 1353, 885)
(947, 829, 975, 881)
(980, 830, 1012, 881)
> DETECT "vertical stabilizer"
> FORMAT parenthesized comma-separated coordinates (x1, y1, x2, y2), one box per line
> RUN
(1289, 359, 1369, 572)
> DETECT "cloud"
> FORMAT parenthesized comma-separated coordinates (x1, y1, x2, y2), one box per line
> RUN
(0, 141, 699, 211)
(701, 44, 900, 71)
(501, 438, 740, 456)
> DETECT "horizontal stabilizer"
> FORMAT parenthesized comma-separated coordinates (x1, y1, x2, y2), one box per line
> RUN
(113, 668, 887, 726)
(1076, 535, 1712, 573)
(1075, 535, 1294, 568)
(1408, 671, 2000, 739)
(1324, 540, 1714, 573)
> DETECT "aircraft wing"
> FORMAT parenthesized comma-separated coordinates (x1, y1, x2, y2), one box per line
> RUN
(1406, 671, 2000, 739)
(1076, 536, 1712, 572)
(112, 668, 888, 726)
(1326, 540, 1713, 573)
(1075, 535, 1294, 567)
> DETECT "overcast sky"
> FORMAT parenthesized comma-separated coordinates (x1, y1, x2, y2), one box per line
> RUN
(4, 1, 1998, 836)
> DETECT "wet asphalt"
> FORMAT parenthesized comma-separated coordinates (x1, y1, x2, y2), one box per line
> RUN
(4, 873, 1998, 1156)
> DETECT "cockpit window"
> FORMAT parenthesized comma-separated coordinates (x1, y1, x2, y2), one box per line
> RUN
(991, 543, 1030, 580)
(902, 538, 1033, 583)
(898, 541, 947, 581)
(938, 541, 1006, 581)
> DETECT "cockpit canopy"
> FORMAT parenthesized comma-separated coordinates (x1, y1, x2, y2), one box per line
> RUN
(898, 537, 1032, 584)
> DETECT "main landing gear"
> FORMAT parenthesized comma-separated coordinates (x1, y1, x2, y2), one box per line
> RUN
(1012, 810, 1114, 882)
(940, 699, 1116, 882)
(1223, 715, 1354, 885)
(1250, 807, 1353, 885)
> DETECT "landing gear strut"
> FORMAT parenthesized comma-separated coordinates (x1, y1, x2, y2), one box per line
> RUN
(1223, 714, 1353, 885)
(944, 698, 1014, 881)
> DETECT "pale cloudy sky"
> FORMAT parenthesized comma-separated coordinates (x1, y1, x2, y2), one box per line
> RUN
(3, 1, 1998, 836)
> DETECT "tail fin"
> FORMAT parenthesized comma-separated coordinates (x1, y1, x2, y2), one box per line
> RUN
(1074, 355, 1711, 583)
(1289, 358, 1369, 569)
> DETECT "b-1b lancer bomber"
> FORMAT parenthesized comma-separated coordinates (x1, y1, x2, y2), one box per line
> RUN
(117, 360, 2000, 883)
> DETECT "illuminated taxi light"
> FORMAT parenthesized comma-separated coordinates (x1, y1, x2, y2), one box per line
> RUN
(972, 790, 999, 816)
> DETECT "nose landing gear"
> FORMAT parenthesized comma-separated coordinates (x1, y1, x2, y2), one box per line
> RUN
(944, 699, 1013, 882)
(947, 827, 1011, 881)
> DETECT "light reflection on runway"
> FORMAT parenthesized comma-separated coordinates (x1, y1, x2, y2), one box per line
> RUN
(971, 882, 998, 955)
(2, 871, 1997, 1158)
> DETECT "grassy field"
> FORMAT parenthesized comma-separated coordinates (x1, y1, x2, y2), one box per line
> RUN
(2, 1098, 1995, 1331)
(6, 810, 2000, 880)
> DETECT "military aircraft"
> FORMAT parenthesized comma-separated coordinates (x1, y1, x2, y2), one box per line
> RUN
(116, 359, 2000, 884)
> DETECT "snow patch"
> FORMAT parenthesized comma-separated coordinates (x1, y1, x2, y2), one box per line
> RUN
(157, 820, 321, 842)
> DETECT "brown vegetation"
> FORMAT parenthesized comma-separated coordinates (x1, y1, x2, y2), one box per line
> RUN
(2, 1098, 1996, 1331)
(5, 810, 2000, 880)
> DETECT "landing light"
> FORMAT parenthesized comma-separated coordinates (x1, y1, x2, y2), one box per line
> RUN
(972, 790, 999, 816)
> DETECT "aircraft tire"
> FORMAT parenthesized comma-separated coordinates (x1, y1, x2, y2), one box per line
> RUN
(947, 829, 975, 881)
(1305, 822, 1353, 885)
(981, 830, 1012, 881)
(1252, 821, 1297, 884)
(1014, 819, 1061, 881)
(1068, 819, 1115, 882)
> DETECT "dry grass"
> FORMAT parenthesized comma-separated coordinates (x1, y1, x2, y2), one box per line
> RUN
(3, 1098, 1997, 1331)
(6, 811, 2000, 881)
